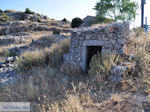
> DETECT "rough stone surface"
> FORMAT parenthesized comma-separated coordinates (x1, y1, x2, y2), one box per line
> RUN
(0, 32, 32, 45)
(0, 56, 20, 86)
(109, 65, 128, 82)
(65, 22, 129, 71)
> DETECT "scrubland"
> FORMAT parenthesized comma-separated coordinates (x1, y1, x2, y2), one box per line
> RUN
(0, 30, 150, 112)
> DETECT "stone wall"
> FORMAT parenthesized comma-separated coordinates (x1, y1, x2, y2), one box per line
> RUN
(65, 22, 129, 71)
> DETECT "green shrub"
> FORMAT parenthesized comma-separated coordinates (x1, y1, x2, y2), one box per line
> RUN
(53, 30, 60, 35)
(0, 13, 10, 22)
(71, 17, 83, 28)
(62, 18, 67, 23)
(0, 9, 3, 13)
(88, 52, 120, 79)
(25, 8, 34, 14)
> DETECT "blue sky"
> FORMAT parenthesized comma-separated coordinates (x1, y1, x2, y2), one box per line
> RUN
(1, 0, 150, 28)
(0, 0, 97, 20)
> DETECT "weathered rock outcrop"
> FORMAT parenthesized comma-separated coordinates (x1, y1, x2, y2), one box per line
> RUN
(0, 32, 32, 45)
(0, 56, 20, 86)
(0, 10, 72, 35)
(3, 10, 49, 21)
(0, 21, 71, 35)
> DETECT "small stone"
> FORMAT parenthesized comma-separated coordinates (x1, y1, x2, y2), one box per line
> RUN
(103, 37, 109, 41)
(85, 34, 92, 39)
(5, 57, 14, 63)
(110, 39, 116, 44)
(109, 65, 128, 82)
(117, 38, 125, 44)
(129, 54, 135, 61)
(114, 44, 122, 50)
(62, 77, 68, 83)
(1, 64, 6, 67)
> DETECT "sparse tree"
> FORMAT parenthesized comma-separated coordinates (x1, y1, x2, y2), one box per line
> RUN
(94, 0, 138, 22)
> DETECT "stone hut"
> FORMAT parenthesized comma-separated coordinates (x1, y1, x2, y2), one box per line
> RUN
(65, 22, 129, 71)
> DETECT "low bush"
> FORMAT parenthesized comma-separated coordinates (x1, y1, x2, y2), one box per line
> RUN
(88, 52, 120, 80)
(25, 8, 34, 14)
(62, 18, 67, 23)
(53, 30, 60, 35)
(0, 9, 3, 13)
(71, 17, 83, 28)
(0, 13, 10, 22)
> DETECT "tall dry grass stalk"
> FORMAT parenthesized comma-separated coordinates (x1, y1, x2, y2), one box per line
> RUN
(88, 52, 120, 79)
(37, 82, 90, 112)
(126, 31, 150, 73)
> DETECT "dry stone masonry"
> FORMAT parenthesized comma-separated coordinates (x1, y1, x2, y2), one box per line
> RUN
(65, 22, 129, 71)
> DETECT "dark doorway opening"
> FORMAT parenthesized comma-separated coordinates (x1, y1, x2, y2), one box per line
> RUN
(86, 46, 102, 71)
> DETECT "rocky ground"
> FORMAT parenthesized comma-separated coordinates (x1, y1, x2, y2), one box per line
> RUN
(0, 10, 71, 87)
(0, 31, 70, 87)
(0, 56, 20, 86)
(0, 10, 71, 35)
(0, 10, 150, 112)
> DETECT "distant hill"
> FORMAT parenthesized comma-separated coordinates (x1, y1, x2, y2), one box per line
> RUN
(0, 9, 49, 22)
(0, 9, 71, 35)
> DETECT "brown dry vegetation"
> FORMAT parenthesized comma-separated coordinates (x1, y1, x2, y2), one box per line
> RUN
(0, 30, 150, 112)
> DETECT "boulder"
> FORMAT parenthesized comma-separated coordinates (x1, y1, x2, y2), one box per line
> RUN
(109, 65, 128, 82)
(109, 61, 136, 82)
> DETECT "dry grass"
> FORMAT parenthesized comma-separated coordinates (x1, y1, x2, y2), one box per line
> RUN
(0, 46, 20, 57)
(0, 47, 10, 57)
(0, 65, 65, 102)
(0, 30, 150, 112)
(61, 63, 83, 76)
(126, 31, 150, 73)
(30, 35, 60, 48)
(88, 52, 120, 81)
(17, 38, 70, 72)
